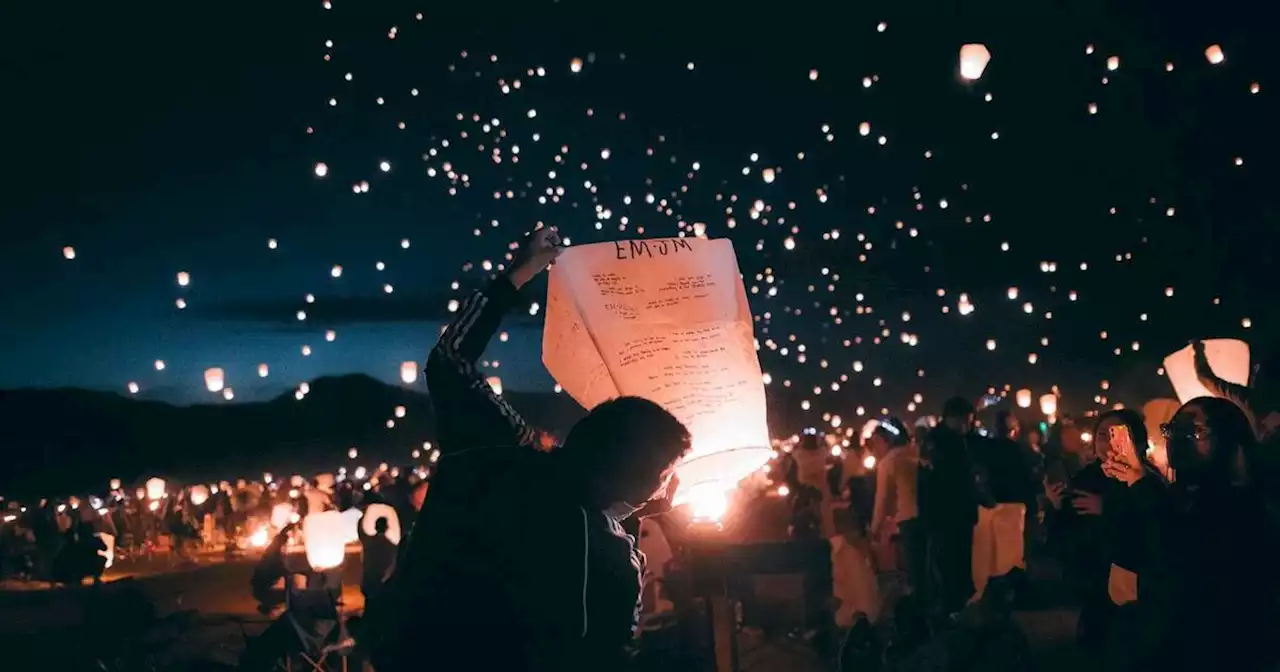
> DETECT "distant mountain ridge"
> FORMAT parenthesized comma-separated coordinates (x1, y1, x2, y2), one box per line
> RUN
(0, 374, 589, 499)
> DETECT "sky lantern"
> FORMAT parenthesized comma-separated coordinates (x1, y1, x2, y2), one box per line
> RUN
(145, 477, 166, 500)
(348, 447, 358, 459)
(204, 367, 225, 393)
(544, 238, 771, 522)
(1107, 56, 1120, 71)
(400, 361, 418, 383)
(270, 502, 294, 529)
(258, 363, 269, 377)
(1015, 388, 1032, 408)
(62, 246, 76, 260)
(176, 271, 190, 287)
(394, 405, 406, 418)
(222, 387, 235, 400)
(109, 478, 121, 491)
(1039, 394, 1058, 417)
(1162, 339, 1250, 404)
(1205, 44, 1225, 65)
(303, 511, 347, 570)
(361, 502, 402, 545)
(959, 44, 991, 80)
(189, 484, 210, 506)
(486, 376, 503, 395)
(127, 381, 139, 394)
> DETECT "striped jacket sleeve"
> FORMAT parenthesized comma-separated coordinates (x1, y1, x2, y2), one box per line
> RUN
(426, 275, 537, 453)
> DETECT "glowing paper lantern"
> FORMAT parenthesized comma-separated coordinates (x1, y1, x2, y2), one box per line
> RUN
(189, 485, 210, 506)
(303, 510, 347, 570)
(1015, 389, 1032, 408)
(486, 376, 503, 396)
(176, 271, 190, 287)
(109, 478, 121, 491)
(271, 502, 294, 529)
(98, 532, 115, 569)
(361, 503, 402, 545)
(959, 44, 991, 81)
(1162, 339, 1251, 404)
(258, 363, 269, 377)
(1039, 394, 1058, 417)
(204, 367, 225, 393)
(1205, 44, 1225, 65)
(544, 238, 771, 515)
(342, 507, 364, 543)
(400, 361, 418, 384)
(394, 405, 406, 418)
(145, 477, 166, 500)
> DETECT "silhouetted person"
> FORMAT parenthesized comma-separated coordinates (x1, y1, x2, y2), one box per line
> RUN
(919, 396, 987, 616)
(367, 228, 692, 672)
(361, 517, 396, 608)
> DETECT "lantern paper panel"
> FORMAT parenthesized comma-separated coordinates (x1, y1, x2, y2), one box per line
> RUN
(145, 477, 167, 500)
(1162, 339, 1250, 405)
(271, 502, 295, 529)
(303, 510, 347, 570)
(1039, 394, 1057, 416)
(543, 238, 772, 503)
(1015, 389, 1032, 408)
(361, 502, 402, 545)
(486, 376, 503, 396)
(342, 507, 364, 543)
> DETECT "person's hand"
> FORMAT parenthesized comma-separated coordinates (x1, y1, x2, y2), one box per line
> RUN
(507, 225, 564, 289)
(1071, 490, 1103, 516)
(1102, 458, 1144, 486)
(1044, 480, 1066, 509)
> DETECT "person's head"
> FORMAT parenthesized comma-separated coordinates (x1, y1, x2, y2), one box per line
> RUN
(1025, 428, 1043, 449)
(994, 410, 1020, 441)
(559, 396, 691, 509)
(867, 417, 909, 456)
(1094, 408, 1149, 466)
(374, 517, 389, 536)
(1164, 397, 1256, 488)
(941, 397, 976, 434)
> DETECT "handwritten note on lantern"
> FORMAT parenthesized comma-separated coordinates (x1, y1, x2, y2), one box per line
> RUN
(544, 237, 771, 496)
(1162, 339, 1250, 404)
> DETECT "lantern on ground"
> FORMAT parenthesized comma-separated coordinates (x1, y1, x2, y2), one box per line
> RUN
(959, 44, 991, 80)
(361, 503, 402, 545)
(400, 361, 418, 384)
(189, 485, 210, 506)
(204, 367, 225, 393)
(486, 376, 503, 396)
(1162, 339, 1250, 404)
(1016, 389, 1032, 408)
(145, 477, 166, 501)
(1039, 394, 1058, 417)
(303, 510, 347, 570)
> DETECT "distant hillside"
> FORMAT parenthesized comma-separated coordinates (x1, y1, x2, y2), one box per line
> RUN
(0, 374, 589, 498)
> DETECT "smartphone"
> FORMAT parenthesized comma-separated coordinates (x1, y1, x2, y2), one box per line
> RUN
(1107, 424, 1136, 464)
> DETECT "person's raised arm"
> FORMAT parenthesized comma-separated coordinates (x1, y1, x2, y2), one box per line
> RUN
(426, 226, 564, 454)
(1192, 339, 1258, 431)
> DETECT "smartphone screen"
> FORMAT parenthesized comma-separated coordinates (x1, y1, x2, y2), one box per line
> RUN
(1107, 424, 1136, 462)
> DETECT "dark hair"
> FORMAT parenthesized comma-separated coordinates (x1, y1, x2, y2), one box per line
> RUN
(560, 396, 691, 502)
(994, 410, 1017, 438)
(873, 417, 910, 447)
(1174, 397, 1258, 486)
(1094, 408, 1151, 464)
(942, 396, 975, 420)
(374, 517, 389, 534)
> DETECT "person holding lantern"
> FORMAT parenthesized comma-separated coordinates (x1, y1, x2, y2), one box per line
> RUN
(366, 226, 692, 672)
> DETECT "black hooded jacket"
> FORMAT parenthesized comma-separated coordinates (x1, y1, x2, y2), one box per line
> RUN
(365, 275, 645, 672)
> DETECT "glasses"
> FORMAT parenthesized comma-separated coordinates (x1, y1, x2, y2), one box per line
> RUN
(1160, 423, 1212, 442)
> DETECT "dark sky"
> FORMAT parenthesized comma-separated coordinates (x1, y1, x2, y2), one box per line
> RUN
(2, 0, 1276, 416)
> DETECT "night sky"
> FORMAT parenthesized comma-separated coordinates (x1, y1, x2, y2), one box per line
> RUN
(3, 0, 1276, 418)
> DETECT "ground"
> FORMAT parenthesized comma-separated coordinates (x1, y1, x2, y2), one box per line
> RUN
(0, 550, 1086, 670)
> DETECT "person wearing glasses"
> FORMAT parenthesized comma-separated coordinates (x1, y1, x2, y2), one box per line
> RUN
(1101, 396, 1278, 671)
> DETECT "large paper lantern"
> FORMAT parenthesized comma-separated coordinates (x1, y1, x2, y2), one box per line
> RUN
(959, 44, 991, 80)
(145, 477, 167, 501)
(342, 507, 364, 543)
(109, 478, 121, 491)
(1162, 339, 1250, 404)
(361, 503, 402, 545)
(400, 361, 418, 384)
(204, 367, 225, 393)
(1015, 389, 1032, 408)
(486, 376, 503, 396)
(189, 485, 210, 506)
(302, 510, 347, 570)
(543, 238, 771, 517)
(1039, 394, 1057, 417)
